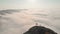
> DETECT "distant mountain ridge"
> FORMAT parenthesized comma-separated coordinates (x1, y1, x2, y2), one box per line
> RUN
(0, 9, 28, 15)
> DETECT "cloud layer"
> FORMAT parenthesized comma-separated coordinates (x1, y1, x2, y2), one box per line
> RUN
(0, 9, 60, 34)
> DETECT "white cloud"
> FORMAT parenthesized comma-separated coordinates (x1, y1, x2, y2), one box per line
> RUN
(0, 9, 60, 34)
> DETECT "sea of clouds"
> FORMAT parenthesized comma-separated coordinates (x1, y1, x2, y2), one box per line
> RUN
(0, 9, 60, 34)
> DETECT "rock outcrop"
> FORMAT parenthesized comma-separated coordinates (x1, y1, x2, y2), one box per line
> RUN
(24, 26, 57, 34)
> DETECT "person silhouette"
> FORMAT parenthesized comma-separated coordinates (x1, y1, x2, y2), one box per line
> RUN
(36, 23, 38, 26)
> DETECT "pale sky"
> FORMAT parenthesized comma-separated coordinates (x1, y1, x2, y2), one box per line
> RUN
(0, 0, 60, 9)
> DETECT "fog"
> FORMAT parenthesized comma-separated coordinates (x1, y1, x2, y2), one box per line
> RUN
(0, 9, 60, 34)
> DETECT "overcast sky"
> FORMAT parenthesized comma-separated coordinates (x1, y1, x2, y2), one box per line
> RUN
(0, 0, 60, 9)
